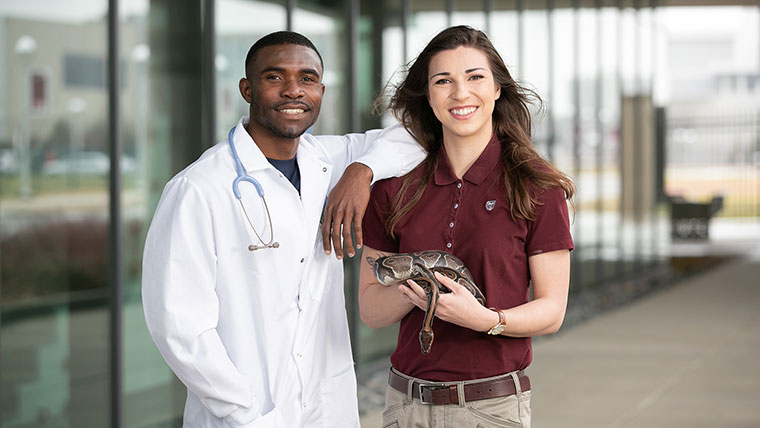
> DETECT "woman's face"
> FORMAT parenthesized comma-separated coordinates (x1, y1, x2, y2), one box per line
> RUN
(427, 46, 500, 144)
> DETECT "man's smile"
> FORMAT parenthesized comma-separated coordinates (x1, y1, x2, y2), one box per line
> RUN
(274, 102, 311, 116)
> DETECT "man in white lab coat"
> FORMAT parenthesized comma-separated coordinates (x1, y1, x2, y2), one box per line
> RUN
(142, 31, 423, 428)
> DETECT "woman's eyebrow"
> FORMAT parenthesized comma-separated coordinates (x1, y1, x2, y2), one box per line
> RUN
(429, 67, 488, 81)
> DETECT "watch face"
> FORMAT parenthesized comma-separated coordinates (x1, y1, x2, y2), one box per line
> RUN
(489, 324, 505, 335)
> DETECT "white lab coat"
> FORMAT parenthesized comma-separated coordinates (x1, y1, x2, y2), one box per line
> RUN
(142, 116, 423, 428)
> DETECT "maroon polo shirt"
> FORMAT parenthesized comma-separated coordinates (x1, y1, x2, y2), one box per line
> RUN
(362, 134, 574, 382)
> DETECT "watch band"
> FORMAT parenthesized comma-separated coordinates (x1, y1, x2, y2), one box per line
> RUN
(487, 307, 506, 335)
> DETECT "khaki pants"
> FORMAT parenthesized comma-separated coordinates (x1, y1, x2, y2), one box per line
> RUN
(381, 370, 532, 428)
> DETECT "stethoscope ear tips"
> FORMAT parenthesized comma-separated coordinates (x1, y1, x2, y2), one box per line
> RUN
(272, 242, 280, 248)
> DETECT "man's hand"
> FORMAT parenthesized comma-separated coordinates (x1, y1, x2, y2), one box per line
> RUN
(321, 162, 373, 259)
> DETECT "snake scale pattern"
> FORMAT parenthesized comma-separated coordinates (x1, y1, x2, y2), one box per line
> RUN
(367, 250, 486, 354)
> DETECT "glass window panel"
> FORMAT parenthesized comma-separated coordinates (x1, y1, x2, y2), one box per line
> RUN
(120, 0, 202, 426)
(294, 1, 348, 134)
(380, 23, 404, 128)
(618, 6, 637, 275)
(520, 2, 550, 157)
(551, 8, 575, 177)
(452, 0, 486, 30)
(636, 7, 657, 265)
(576, 7, 599, 287)
(489, 2, 519, 76)
(1, 2, 110, 427)
(407, 4, 447, 67)
(215, 0, 287, 142)
(599, 7, 622, 281)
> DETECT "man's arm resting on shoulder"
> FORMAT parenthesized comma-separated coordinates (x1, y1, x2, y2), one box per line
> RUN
(142, 177, 284, 427)
(319, 124, 425, 258)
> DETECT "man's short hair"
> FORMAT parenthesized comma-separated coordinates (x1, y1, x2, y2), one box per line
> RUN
(244, 31, 324, 77)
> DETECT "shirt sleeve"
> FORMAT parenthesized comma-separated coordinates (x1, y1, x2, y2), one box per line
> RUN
(313, 124, 426, 185)
(142, 177, 283, 427)
(362, 178, 400, 252)
(525, 186, 574, 256)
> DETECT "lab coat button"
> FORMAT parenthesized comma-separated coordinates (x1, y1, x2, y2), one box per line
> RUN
(322, 167, 327, 172)
(296, 353, 303, 358)
(300, 258, 305, 263)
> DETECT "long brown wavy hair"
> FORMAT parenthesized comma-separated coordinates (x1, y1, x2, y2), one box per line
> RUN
(381, 25, 575, 238)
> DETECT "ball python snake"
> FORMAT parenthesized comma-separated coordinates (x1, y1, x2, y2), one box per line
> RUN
(366, 250, 486, 354)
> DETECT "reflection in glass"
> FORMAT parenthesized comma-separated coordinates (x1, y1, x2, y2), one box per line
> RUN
(520, 3, 550, 160)
(1, 3, 110, 427)
(599, 7, 623, 282)
(452, 0, 486, 30)
(216, 0, 287, 142)
(294, 1, 348, 135)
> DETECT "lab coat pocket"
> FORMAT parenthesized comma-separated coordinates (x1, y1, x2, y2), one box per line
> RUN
(320, 368, 360, 428)
(222, 405, 284, 428)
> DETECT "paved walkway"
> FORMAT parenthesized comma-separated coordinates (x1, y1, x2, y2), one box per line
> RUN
(360, 245, 760, 427)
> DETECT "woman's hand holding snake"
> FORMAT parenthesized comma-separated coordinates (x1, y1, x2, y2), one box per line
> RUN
(400, 272, 497, 332)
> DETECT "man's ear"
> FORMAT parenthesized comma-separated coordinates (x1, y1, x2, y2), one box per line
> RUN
(239, 78, 252, 103)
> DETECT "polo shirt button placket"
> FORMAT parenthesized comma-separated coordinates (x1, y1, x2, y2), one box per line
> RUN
(446, 181, 462, 251)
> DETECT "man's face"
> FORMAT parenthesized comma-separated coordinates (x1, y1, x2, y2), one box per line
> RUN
(242, 44, 325, 141)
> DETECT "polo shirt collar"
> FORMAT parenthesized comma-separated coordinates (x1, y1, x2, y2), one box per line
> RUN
(434, 133, 501, 186)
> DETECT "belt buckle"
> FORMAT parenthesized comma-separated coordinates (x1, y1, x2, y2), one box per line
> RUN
(417, 383, 443, 405)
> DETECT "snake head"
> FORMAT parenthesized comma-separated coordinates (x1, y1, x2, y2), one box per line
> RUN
(366, 256, 391, 284)
(419, 329, 434, 355)
(371, 254, 415, 286)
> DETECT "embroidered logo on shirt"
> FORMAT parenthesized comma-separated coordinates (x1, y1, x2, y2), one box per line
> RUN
(485, 200, 496, 211)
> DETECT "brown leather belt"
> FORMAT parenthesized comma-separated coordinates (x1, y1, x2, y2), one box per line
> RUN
(388, 369, 531, 405)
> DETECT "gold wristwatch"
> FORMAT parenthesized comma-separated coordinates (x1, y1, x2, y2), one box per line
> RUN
(487, 308, 507, 335)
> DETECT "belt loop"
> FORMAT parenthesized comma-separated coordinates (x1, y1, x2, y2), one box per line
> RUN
(456, 381, 466, 407)
(405, 376, 414, 405)
(510, 371, 523, 421)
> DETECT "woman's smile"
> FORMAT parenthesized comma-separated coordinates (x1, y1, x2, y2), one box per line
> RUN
(448, 105, 478, 119)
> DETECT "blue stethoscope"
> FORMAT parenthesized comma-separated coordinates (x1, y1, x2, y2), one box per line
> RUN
(228, 126, 280, 251)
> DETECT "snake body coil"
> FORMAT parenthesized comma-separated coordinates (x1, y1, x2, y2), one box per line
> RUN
(367, 250, 486, 354)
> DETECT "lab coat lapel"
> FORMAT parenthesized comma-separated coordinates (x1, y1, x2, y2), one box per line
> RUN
(232, 120, 271, 173)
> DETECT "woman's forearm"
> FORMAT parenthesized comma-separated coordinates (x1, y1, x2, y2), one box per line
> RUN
(499, 296, 567, 337)
(358, 246, 415, 328)
(358, 281, 414, 328)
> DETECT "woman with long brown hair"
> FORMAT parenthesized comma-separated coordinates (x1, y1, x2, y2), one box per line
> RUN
(358, 26, 574, 427)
